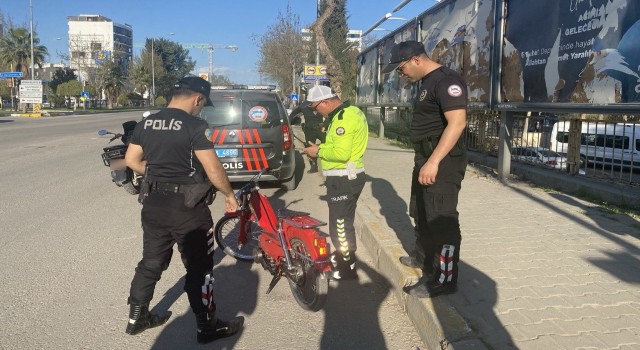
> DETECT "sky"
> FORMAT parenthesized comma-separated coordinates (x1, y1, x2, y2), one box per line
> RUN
(1, 0, 441, 84)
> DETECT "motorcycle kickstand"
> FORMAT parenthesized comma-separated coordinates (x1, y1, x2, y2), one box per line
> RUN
(265, 273, 281, 295)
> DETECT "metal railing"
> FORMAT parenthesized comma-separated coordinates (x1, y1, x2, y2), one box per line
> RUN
(360, 106, 640, 186)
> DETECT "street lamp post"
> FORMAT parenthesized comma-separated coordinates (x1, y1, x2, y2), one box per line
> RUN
(151, 38, 155, 107)
(29, 0, 35, 79)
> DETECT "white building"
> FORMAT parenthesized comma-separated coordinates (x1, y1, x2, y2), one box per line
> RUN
(67, 14, 133, 80)
(301, 28, 364, 52)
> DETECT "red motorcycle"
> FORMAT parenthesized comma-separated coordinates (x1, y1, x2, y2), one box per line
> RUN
(214, 169, 331, 311)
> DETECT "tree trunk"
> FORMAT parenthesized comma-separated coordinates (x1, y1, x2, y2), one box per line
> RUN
(310, 0, 344, 97)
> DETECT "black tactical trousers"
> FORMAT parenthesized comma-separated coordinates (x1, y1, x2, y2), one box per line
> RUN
(413, 150, 467, 285)
(325, 173, 366, 264)
(128, 191, 215, 314)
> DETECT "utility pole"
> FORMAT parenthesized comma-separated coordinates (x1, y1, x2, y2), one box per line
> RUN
(316, 0, 322, 67)
(29, 0, 35, 79)
(151, 38, 155, 106)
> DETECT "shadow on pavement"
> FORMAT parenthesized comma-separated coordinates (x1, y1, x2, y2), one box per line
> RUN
(506, 185, 640, 284)
(547, 192, 640, 284)
(448, 261, 517, 349)
(321, 261, 389, 350)
(367, 174, 415, 255)
(151, 255, 258, 349)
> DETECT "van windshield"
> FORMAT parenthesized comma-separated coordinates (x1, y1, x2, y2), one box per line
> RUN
(199, 92, 282, 128)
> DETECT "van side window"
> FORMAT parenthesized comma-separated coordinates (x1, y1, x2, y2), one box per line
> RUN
(556, 131, 569, 143)
(636, 139, 640, 152)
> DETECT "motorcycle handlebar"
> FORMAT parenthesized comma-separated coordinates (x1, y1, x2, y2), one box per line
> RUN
(109, 133, 124, 143)
(235, 168, 270, 197)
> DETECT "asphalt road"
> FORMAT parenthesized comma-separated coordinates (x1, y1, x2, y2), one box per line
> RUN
(0, 112, 423, 350)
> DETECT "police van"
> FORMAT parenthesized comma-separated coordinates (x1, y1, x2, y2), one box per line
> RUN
(199, 85, 297, 190)
(550, 120, 640, 170)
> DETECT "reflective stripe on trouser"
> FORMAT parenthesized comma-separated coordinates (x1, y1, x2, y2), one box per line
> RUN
(325, 173, 365, 262)
(414, 151, 466, 283)
(129, 192, 216, 314)
(436, 244, 456, 284)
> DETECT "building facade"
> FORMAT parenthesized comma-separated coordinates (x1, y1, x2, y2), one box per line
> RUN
(67, 14, 132, 80)
(301, 28, 364, 52)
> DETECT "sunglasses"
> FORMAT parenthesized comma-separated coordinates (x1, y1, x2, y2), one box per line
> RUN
(310, 100, 323, 111)
(396, 59, 410, 73)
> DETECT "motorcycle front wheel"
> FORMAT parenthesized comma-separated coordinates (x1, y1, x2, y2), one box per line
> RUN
(214, 215, 261, 262)
(287, 237, 328, 312)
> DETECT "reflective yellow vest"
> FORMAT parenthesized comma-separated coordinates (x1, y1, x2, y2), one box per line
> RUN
(318, 104, 368, 170)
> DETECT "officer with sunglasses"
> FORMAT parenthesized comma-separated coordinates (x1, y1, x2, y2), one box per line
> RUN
(382, 41, 468, 298)
(301, 85, 368, 280)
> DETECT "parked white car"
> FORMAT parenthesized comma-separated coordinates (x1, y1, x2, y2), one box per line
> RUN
(512, 147, 568, 170)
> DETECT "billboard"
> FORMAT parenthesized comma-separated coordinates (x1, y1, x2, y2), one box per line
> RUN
(355, 0, 494, 108)
(501, 0, 640, 105)
(355, 47, 378, 105)
(377, 24, 418, 106)
(418, 0, 494, 107)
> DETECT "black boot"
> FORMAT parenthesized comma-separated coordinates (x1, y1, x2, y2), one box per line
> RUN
(330, 254, 358, 280)
(125, 304, 171, 335)
(308, 159, 318, 173)
(196, 311, 244, 344)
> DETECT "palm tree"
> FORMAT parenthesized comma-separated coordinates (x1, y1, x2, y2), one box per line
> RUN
(0, 27, 49, 78)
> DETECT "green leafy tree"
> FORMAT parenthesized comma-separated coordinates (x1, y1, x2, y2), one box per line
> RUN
(155, 96, 167, 107)
(311, 0, 354, 98)
(49, 68, 77, 93)
(56, 80, 83, 108)
(210, 73, 234, 85)
(0, 82, 12, 102)
(128, 45, 166, 101)
(57, 80, 83, 96)
(117, 94, 129, 106)
(322, 0, 356, 100)
(0, 27, 49, 79)
(151, 38, 195, 99)
(95, 56, 126, 109)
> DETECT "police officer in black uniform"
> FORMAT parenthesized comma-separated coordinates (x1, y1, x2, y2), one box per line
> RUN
(124, 76, 244, 343)
(382, 41, 468, 298)
(289, 104, 326, 173)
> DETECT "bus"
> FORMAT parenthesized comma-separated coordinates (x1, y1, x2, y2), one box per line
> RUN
(550, 120, 640, 169)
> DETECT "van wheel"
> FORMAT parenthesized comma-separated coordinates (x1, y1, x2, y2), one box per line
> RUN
(281, 175, 297, 191)
(579, 155, 588, 168)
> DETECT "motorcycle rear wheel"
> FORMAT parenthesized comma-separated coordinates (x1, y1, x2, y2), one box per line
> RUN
(287, 238, 328, 312)
(214, 216, 261, 262)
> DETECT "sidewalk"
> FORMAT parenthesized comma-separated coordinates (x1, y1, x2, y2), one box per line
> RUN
(355, 136, 640, 349)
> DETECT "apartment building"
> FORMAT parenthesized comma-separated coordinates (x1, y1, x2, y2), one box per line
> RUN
(67, 14, 132, 80)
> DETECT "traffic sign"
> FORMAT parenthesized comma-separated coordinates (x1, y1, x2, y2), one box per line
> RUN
(0, 71, 23, 79)
(19, 80, 43, 104)
(290, 93, 298, 101)
(81, 91, 90, 98)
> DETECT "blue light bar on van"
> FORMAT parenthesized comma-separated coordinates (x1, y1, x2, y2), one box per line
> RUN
(210, 85, 277, 91)
(246, 85, 277, 90)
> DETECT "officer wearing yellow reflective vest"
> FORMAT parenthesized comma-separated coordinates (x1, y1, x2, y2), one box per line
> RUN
(302, 85, 368, 280)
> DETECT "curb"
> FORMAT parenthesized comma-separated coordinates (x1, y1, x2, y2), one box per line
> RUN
(355, 199, 488, 350)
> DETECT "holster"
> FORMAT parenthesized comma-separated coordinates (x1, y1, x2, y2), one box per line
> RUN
(183, 183, 215, 208)
(412, 135, 465, 160)
(183, 171, 216, 208)
(412, 135, 439, 159)
(137, 169, 151, 205)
